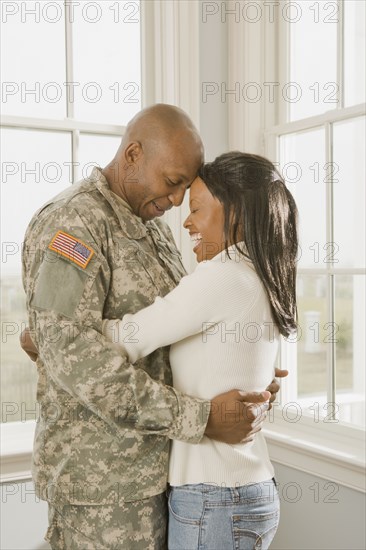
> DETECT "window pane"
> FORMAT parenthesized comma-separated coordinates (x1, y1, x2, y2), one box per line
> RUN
(1, 129, 72, 268)
(296, 274, 328, 405)
(333, 116, 366, 268)
(289, 1, 338, 121)
(344, 0, 366, 107)
(1, 129, 72, 423)
(77, 134, 122, 180)
(335, 275, 365, 428)
(0, 0, 66, 118)
(72, 1, 141, 124)
(279, 128, 326, 268)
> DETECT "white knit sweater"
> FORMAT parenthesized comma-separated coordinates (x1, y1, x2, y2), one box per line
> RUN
(103, 244, 279, 487)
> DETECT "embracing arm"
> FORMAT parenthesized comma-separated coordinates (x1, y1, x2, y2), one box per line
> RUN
(102, 259, 247, 362)
(21, 324, 287, 415)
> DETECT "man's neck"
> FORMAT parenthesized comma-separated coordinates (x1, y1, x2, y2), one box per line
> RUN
(101, 166, 128, 203)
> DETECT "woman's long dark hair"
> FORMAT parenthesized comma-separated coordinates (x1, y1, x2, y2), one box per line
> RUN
(199, 152, 298, 337)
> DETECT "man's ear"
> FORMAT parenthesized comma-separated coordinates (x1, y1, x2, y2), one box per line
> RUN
(124, 141, 142, 164)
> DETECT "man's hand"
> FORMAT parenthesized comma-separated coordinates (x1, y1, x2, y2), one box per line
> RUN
(266, 368, 288, 410)
(19, 327, 38, 361)
(205, 390, 271, 445)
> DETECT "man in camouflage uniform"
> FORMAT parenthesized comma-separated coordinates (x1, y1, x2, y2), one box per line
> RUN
(22, 104, 279, 549)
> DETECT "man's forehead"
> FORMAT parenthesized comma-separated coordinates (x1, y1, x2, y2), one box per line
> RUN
(152, 139, 203, 177)
(161, 134, 203, 160)
(164, 159, 201, 179)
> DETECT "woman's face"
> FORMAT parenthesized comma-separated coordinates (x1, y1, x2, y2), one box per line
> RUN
(183, 177, 226, 262)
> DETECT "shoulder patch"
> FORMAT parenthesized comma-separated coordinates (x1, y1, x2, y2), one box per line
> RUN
(49, 230, 94, 269)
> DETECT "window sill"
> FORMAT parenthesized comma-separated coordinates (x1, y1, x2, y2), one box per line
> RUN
(2, 417, 365, 492)
(1, 421, 35, 483)
(263, 410, 365, 493)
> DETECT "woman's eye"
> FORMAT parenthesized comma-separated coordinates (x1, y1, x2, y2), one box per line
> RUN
(190, 209, 198, 214)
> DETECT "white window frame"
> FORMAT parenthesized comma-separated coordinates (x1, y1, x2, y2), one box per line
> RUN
(227, 1, 365, 492)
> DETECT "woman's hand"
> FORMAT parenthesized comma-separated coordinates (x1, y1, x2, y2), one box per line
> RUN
(266, 368, 288, 409)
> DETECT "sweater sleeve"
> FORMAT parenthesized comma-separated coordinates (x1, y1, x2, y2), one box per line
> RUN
(103, 258, 258, 363)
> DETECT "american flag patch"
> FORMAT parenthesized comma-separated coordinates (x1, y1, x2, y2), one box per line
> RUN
(49, 231, 94, 269)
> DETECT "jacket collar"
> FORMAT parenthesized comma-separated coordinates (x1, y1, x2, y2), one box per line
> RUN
(92, 167, 148, 240)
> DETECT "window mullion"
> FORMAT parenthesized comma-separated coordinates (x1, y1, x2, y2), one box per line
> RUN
(72, 129, 79, 183)
(337, 0, 345, 109)
(325, 121, 336, 419)
(0, 115, 125, 135)
(267, 103, 365, 136)
(278, 15, 290, 125)
(64, 0, 74, 119)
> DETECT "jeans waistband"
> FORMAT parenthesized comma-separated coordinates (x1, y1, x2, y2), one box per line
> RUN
(168, 479, 277, 502)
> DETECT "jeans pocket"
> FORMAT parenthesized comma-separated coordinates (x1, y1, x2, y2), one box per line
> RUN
(168, 490, 203, 550)
(168, 490, 202, 526)
(232, 508, 280, 550)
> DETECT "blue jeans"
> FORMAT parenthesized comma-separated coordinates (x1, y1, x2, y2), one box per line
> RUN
(168, 480, 279, 550)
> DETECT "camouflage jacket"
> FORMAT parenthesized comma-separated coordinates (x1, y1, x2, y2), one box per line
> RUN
(22, 168, 210, 506)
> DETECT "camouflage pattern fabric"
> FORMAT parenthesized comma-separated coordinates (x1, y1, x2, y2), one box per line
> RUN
(22, 167, 210, 512)
(46, 492, 168, 549)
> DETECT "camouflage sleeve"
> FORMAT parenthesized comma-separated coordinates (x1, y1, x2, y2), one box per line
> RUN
(23, 207, 210, 443)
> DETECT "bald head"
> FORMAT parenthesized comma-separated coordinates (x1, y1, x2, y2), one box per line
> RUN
(103, 104, 204, 220)
(120, 103, 203, 160)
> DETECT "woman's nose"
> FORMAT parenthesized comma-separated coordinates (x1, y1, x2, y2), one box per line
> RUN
(183, 214, 191, 228)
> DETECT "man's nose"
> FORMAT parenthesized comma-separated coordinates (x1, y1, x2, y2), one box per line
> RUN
(168, 185, 186, 207)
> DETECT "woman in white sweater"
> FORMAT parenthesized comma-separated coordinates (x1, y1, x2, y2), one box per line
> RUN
(103, 152, 298, 550)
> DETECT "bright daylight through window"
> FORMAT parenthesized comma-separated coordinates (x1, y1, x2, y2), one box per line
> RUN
(275, 0, 365, 428)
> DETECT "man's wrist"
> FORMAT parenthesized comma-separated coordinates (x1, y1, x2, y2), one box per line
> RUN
(169, 392, 211, 444)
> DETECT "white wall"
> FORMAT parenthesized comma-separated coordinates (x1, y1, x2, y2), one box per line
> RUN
(2, 467, 365, 550)
(1, 481, 50, 550)
(271, 462, 366, 550)
(199, 2, 229, 160)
